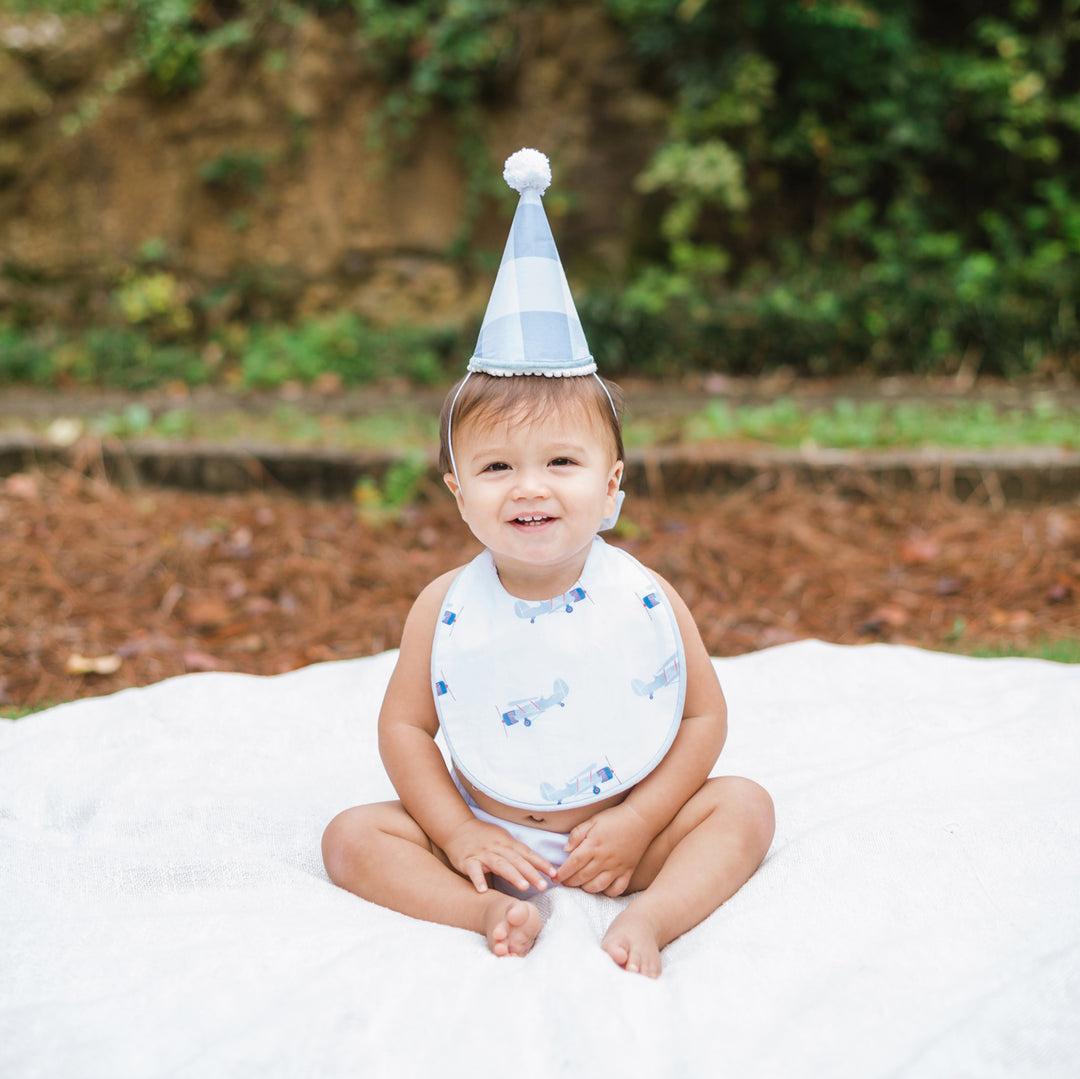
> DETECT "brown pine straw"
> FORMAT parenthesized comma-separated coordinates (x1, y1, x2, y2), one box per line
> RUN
(2, 464, 1077, 710)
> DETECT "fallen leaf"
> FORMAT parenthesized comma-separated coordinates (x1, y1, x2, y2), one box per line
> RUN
(900, 533, 940, 565)
(183, 651, 222, 672)
(758, 627, 803, 647)
(158, 583, 184, 617)
(184, 598, 232, 629)
(116, 634, 178, 658)
(66, 653, 123, 676)
(4, 474, 40, 500)
(935, 576, 968, 597)
(46, 418, 83, 446)
(989, 609, 1035, 630)
(1047, 583, 1072, 604)
(418, 526, 441, 548)
(227, 634, 264, 654)
(313, 371, 343, 395)
(858, 604, 910, 635)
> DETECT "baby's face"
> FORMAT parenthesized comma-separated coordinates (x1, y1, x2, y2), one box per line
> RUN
(444, 404, 623, 591)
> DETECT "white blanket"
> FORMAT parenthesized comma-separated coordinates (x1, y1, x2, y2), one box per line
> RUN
(2, 641, 1078, 1078)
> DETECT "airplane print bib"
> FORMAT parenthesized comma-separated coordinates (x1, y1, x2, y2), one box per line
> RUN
(431, 537, 686, 811)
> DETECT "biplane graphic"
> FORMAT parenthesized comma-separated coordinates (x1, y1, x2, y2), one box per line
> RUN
(500, 678, 569, 727)
(540, 762, 617, 804)
(514, 587, 587, 623)
(631, 653, 681, 700)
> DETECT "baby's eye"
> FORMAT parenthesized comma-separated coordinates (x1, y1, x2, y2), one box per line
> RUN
(549, 457, 576, 467)
(482, 461, 511, 472)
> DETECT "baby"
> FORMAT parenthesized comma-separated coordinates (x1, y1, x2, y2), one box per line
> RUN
(321, 150, 773, 976)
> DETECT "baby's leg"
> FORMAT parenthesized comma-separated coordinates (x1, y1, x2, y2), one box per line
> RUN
(322, 801, 543, 957)
(602, 776, 774, 977)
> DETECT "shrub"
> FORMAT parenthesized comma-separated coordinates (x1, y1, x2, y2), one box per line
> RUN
(239, 312, 454, 389)
(599, 0, 1080, 376)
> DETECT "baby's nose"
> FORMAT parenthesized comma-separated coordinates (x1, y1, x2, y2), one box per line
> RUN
(513, 467, 550, 497)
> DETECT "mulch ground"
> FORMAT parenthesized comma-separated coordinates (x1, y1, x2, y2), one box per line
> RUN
(3, 464, 1078, 710)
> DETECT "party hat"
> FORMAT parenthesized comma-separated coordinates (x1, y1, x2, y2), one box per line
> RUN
(468, 148, 595, 377)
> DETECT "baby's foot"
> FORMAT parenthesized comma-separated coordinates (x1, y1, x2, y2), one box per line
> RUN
(602, 909, 663, 978)
(483, 897, 543, 958)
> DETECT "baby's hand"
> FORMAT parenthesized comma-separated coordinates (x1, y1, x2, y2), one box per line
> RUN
(554, 803, 654, 897)
(442, 818, 556, 895)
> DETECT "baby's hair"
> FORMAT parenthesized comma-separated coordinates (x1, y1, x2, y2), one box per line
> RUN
(438, 373, 625, 476)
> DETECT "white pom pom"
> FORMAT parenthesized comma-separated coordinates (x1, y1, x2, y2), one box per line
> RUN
(503, 148, 551, 195)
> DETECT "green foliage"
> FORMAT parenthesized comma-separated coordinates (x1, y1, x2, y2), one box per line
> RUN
(57, 0, 523, 112)
(953, 638, 1080, 664)
(3, 1, 271, 95)
(0, 326, 53, 383)
(87, 401, 193, 438)
(199, 151, 269, 195)
(681, 395, 1080, 451)
(0, 1, 116, 12)
(75, 330, 209, 388)
(354, 453, 430, 527)
(0, 323, 207, 388)
(129, 0, 201, 91)
(599, 0, 1080, 376)
(345, 0, 517, 133)
(115, 271, 194, 335)
(122, 0, 276, 93)
(9, 0, 1080, 378)
(0, 704, 53, 720)
(0, 310, 459, 390)
(238, 312, 450, 388)
(91, 401, 155, 437)
(334, 0, 523, 253)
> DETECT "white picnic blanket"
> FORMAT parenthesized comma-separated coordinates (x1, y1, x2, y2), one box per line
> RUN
(2, 640, 1078, 1078)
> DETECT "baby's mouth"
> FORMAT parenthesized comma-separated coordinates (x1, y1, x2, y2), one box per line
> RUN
(513, 514, 554, 527)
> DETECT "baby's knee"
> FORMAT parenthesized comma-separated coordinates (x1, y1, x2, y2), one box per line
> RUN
(742, 778, 776, 854)
(321, 805, 380, 886)
(708, 776, 776, 856)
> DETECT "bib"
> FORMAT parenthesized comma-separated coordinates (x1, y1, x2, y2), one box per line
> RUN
(431, 538, 686, 811)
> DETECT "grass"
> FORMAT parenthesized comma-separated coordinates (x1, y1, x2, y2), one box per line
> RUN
(80, 401, 442, 452)
(1, 704, 54, 719)
(946, 638, 1080, 664)
(4, 393, 1079, 456)
(664, 396, 1080, 452)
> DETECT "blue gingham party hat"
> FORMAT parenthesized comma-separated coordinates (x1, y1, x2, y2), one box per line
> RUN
(468, 148, 596, 377)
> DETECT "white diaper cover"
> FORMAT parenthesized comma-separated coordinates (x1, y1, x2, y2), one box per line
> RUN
(452, 772, 569, 899)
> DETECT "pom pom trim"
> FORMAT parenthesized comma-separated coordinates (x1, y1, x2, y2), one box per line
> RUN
(503, 148, 552, 195)
(468, 360, 597, 377)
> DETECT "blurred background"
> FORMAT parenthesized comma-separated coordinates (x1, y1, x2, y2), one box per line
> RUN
(1, 0, 1077, 389)
(2, 0, 1079, 712)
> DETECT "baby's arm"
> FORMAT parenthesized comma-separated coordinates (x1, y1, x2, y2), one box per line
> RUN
(555, 574, 727, 896)
(379, 572, 557, 895)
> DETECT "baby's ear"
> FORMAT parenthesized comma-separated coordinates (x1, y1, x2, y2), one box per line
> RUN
(608, 459, 624, 494)
(444, 473, 465, 514)
(600, 463, 625, 532)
